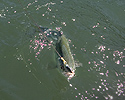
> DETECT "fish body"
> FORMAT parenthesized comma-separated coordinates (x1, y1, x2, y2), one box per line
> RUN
(56, 35, 75, 79)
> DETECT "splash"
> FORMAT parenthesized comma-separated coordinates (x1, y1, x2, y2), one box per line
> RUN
(29, 27, 62, 59)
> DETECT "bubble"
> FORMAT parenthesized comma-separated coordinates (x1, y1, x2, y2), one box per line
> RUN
(62, 22, 66, 26)
(29, 70, 31, 72)
(14, 11, 16, 13)
(100, 73, 104, 75)
(104, 27, 106, 29)
(95, 96, 98, 99)
(42, 14, 45, 16)
(100, 61, 104, 64)
(72, 18, 75, 21)
(88, 62, 91, 64)
(30, 63, 32, 65)
(97, 89, 100, 91)
(61, 1, 63, 3)
(69, 84, 72, 87)
(99, 86, 101, 88)
(116, 60, 120, 64)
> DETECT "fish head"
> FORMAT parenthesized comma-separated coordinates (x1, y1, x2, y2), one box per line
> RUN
(62, 69, 75, 80)
(62, 63, 75, 80)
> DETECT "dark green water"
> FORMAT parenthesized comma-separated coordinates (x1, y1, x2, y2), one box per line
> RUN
(0, 0, 125, 100)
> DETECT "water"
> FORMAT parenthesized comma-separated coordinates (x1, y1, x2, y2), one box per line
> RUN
(0, 0, 125, 100)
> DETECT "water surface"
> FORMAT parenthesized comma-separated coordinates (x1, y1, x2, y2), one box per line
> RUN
(0, 0, 125, 100)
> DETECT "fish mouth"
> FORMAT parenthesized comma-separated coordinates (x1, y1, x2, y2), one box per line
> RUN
(60, 63, 75, 79)
(63, 70, 75, 79)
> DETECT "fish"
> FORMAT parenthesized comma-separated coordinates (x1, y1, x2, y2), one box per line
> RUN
(56, 34, 76, 80)
(37, 26, 76, 79)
